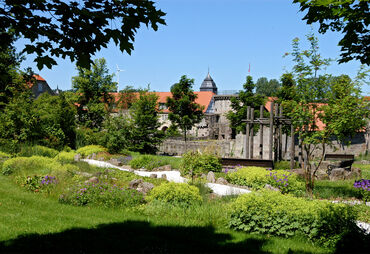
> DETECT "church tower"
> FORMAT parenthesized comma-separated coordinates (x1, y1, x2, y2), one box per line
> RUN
(200, 72, 218, 94)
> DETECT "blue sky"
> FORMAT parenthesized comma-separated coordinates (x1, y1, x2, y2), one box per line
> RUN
(16, 0, 369, 95)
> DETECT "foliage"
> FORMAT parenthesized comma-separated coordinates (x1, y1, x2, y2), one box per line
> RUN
(117, 85, 140, 110)
(166, 75, 204, 142)
(129, 91, 165, 154)
(1, 0, 166, 69)
(147, 182, 202, 206)
(129, 154, 181, 171)
(59, 182, 144, 208)
(229, 190, 358, 247)
(54, 151, 77, 164)
(0, 151, 11, 158)
(255, 77, 280, 96)
(75, 127, 105, 149)
(226, 167, 303, 194)
(180, 151, 222, 177)
(72, 58, 116, 130)
(102, 114, 132, 154)
(226, 75, 265, 134)
(16, 175, 57, 194)
(76, 145, 107, 157)
(354, 179, 370, 202)
(18, 145, 59, 158)
(1, 156, 65, 176)
(283, 33, 369, 196)
(294, 0, 370, 65)
(33, 93, 76, 149)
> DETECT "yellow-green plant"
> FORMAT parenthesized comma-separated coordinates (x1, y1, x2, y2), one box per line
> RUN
(54, 151, 77, 164)
(76, 145, 107, 157)
(147, 182, 202, 206)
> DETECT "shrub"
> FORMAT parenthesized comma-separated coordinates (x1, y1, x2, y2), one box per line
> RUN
(354, 179, 370, 202)
(180, 151, 222, 176)
(1, 156, 76, 176)
(76, 145, 107, 157)
(59, 182, 144, 208)
(226, 167, 303, 194)
(18, 145, 59, 158)
(229, 191, 357, 247)
(15, 175, 58, 193)
(146, 182, 202, 206)
(0, 151, 11, 159)
(54, 151, 77, 164)
(129, 154, 180, 170)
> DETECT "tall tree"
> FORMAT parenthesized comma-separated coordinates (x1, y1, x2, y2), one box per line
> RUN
(1, 0, 166, 69)
(255, 77, 281, 96)
(130, 91, 165, 154)
(294, 0, 369, 65)
(227, 76, 265, 134)
(283, 33, 369, 196)
(72, 58, 116, 130)
(166, 75, 204, 142)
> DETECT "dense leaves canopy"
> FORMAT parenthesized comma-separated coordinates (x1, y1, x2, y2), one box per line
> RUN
(0, 0, 166, 69)
(294, 0, 369, 65)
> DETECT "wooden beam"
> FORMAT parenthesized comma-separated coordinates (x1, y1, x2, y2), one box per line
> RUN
(269, 102, 274, 160)
(250, 107, 254, 159)
(245, 106, 251, 159)
(259, 105, 264, 159)
(290, 123, 295, 170)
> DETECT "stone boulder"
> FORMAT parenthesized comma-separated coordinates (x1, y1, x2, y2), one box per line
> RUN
(207, 171, 216, 183)
(216, 177, 228, 185)
(91, 153, 97, 160)
(129, 179, 143, 189)
(86, 176, 99, 184)
(74, 153, 81, 162)
(154, 165, 172, 171)
(137, 182, 155, 194)
(329, 167, 361, 181)
(264, 184, 280, 192)
(150, 174, 157, 178)
(161, 174, 167, 180)
(109, 158, 121, 166)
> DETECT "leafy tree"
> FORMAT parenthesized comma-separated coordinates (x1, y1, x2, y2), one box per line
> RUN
(103, 114, 132, 154)
(72, 58, 116, 130)
(166, 75, 204, 142)
(227, 76, 265, 134)
(1, 0, 166, 69)
(283, 33, 369, 196)
(294, 0, 369, 65)
(117, 85, 141, 110)
(256, 77, 281, 96)
(129, 91, 165, 154)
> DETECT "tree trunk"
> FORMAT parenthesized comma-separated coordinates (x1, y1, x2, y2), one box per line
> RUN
(303, 144, 314, 197)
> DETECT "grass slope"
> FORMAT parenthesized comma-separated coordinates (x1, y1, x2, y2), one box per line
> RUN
(0, 175, 331, 254)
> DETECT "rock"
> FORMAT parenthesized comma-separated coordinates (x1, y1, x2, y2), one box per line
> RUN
(74, 154, 81, 162)
(155, 165, 171, 171)
(264, 184, 280, 192)
(86, 154, 91, 159)
(140, 182, 154, 194)
(76, 171, 93, 178)
(161, 174, 167, 180)
(329, 168, 346, 181)
(98, 157, 105, 161)
(150, 174, 157, 178)
(129, 179, 143, 189)
(315, 168, 329, 180)
(109, 158, 121, 166)
(91, 153, 97, 160)
(129, 169, 135, 173)
(207, 171, 216, 183)
(201, 174, 206, 179)
(216, 177, 228, 185)
(87, 176, 99, 183)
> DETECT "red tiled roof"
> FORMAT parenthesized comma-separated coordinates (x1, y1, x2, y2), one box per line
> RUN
(111, 91, 215, 113)
(27, 74, 45, 88)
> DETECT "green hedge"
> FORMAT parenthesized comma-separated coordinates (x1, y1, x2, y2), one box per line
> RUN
(0, 151, 11, 159)
(1, 156, 78, 176)
(226, 167, 303, 194)
(76, 145, 107, 157)
(54, 151, 77, 164)
(147, 182, 202, 206)
(229, 191, 357, 247)
(18, 145, 59, 158)
(180, 151, 222, 176)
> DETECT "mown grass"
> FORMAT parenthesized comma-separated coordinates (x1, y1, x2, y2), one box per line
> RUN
(0, 174, 333, 254)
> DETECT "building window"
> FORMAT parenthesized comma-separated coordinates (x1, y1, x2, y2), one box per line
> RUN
(159, 103, 167, 110)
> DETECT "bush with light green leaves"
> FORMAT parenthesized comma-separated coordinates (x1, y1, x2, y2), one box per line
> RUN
(76, 145, 107, 157)
(146, 182, 202, 206)
(229, 190, 357, 248)
(54, 151, 77, 164)
(180, 151, 222, 176)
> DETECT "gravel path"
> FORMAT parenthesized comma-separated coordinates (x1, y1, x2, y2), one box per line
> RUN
(82, 159, 368, 234)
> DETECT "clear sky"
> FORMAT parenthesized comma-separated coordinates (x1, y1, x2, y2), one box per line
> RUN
(15, 0, 369, 95)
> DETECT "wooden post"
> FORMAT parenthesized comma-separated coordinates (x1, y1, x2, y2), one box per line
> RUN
(245, 106, 251, 159)
(274, 104, 279, 161)
(250, 107, 254, 159)
(290, 123, 295, 170)
(279, 104, 283, 161)
(259, 105, 264, 159)
(269, 102, 274, 160)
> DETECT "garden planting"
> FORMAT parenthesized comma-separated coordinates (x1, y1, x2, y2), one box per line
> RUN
(0, 145, 369, 253)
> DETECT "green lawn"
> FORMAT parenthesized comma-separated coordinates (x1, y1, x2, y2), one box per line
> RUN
(0, 174, 336, 254)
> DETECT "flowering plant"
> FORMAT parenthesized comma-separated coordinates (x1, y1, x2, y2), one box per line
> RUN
(353, 179, 370, 202)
